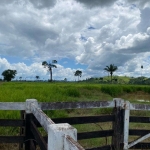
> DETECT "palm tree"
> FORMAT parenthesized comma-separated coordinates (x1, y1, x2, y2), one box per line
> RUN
(74, 70, 82, 81)
(104, 64, 118, 83)
(42, 60, 57, 82)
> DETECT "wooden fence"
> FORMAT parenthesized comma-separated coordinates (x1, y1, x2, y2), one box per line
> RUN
(1, 98, 150, 149)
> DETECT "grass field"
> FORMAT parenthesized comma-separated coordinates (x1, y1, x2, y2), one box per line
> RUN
(1, 81, 150, 149)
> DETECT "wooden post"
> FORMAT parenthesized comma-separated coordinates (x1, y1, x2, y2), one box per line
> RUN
(25, 99, 39, 150)
(25, 113, 36, 150)
(19, 110, 25, 150)
(112, 99, 124, 150)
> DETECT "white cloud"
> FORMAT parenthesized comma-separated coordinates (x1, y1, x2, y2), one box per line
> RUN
(147, 27, 150, 34)
(126, 0, 150, 9)
(115, 33, 150, 51)
(0, 0, 150, 79)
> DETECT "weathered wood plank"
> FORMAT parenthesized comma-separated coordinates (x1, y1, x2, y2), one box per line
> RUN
(42, 130, 113, 142)
(52, 115, 115, 124)
(130, 103, 150, 111)
(130, 116, 150, 123)
(0, 119, 25, 127)
(30, 103, 54, 133)
(129, 129, 150, 136)
(32, 115, 114, 127)
(30, 121, 47, 150)
(0, 102, 25, 110)
(40, 101, 114, 110)
(77, 130, 113, 140)
(0, 136, 24, 143)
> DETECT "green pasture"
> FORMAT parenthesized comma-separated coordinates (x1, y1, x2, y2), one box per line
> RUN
(1, 81, 150, 101)
(1, 82, 150, 149)
(1, 81, 150, 120)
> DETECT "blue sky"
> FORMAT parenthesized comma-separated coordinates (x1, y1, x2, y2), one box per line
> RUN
(0, 0, 150, 81)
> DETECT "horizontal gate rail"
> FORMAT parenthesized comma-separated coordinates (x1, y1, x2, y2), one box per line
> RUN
(52, 115, 115, 124)
(130, 103, 150, 111)
(0, 136, 24, 143)
(130, 116, 150, 123)
(85, 145, 113, 150)
(0, 102, 25, 110)
(40, 101, 115, 110)
(32, 115, 115, 127)
(0, 101, 115, 110)
(129, 129, 150, 136)
(41, 129, 113, 141)
(78, 130, 113, 140)
(0, 119, 25, 126)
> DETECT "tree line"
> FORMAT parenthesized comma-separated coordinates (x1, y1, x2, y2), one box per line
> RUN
(1, 60, 118, 82)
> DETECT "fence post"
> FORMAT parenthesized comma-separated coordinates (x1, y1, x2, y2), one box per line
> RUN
(123, 101, 130, 150)
(48, 123, 77, 150)
(25, 99, 38, 150)
(19, 110, 25, 150)
(112, 98, 124, 150)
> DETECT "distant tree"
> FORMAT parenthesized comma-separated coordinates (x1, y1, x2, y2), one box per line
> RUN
(104, 64, 118, 83)
(2, 69, 17, 81)
(64, 78, 67, 82)
(42, 60, 57, 82)
(36, 76, 40, 80)
(74, 70, 82, 81)
(99, 77, 103, 80)
(19, 77, 22, 81)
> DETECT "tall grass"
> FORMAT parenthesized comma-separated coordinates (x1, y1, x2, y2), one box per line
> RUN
(101, 84, 150, 97)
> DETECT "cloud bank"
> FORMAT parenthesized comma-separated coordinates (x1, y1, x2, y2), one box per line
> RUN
(0, 0, 150, 80)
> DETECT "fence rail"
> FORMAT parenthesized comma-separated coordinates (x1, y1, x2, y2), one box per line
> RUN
(1, 98, 150, 149)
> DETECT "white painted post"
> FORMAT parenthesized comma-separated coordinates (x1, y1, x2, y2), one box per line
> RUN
(26, 99, 38, 113)
(123, 101, 130, 150)
(48, 123, 77, 150)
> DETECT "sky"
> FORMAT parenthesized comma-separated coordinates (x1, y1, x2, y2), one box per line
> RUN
(0, 0, 150, 81)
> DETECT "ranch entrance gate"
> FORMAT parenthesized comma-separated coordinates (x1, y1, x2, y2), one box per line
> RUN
(0, 98, 150, 149)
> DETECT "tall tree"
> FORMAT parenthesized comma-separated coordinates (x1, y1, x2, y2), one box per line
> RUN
(74, 70, 82, 81)
(104, 64, 118, 83)
(2, 69, 17, 81)
(42, 60, 57, 82)
(36, 76, 40, 80)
